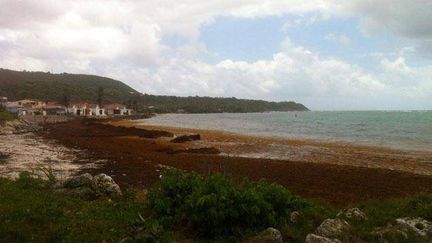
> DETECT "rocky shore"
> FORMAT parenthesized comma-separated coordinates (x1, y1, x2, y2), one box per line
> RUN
(0, 118, 100, 179)
(0, 118, 41, 135)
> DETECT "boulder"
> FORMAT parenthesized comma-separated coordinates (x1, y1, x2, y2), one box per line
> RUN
(371, 225, 409, 242)
(170, 133, 201, 143)
(371, 218, 432, 242)
(395, 217, 432, 237)
(305, 234, 342, 243)
(55, 173, 122, 200)
(64, 173, 93, 188)
(246, 227, 283, 243)
(92, 173, 122, 197)
(336, 208, 367, 222)
(0, 120, 41, 134)
(315, 218, 350, 238)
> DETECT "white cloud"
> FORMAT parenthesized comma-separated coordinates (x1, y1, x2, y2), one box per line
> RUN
(281, 13, 328, 32)
(111, 37, 432, 110)
(0, 0, 431, 110)
(381, 57, 412, 75)
(325, 33, 351, 47)
(343, 0, 432, 54)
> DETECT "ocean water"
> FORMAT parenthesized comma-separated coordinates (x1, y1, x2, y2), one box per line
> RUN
(139, 111, 432, 152)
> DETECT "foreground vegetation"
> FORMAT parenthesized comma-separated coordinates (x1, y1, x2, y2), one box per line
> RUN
(0, 109, 17, 123)
(0, 170, 431, 242)
(0, 68, 308, 113)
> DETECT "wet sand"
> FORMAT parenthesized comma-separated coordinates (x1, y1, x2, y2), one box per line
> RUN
(40, 119, 432, 206)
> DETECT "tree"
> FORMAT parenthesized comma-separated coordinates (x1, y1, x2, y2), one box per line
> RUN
(61, 91, 70, 108)
(97, 87, 104, 106)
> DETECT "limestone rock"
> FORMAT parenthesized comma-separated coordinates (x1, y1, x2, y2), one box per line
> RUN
(92, 173, 122, 197)
(305, 234, 342, 243)
(246, 227, 283, 243)
(56, 173, 122, 199)
(371, 225, 409, 242)
(315, 218, 350, 238)
(395, 217, 432, 237)
(64, 173, 93, 188)
(336, 208, 367, 222)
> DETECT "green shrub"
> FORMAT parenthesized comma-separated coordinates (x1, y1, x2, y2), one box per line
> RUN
(0, 111, 17, 123)
(147, 169, 314, 238)
(147, 169, 201, 226)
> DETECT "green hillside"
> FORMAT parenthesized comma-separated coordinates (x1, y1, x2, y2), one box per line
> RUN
(0, 68, 309, 112)
(135, 94, 309, 113)
(0, 68, 136, 104)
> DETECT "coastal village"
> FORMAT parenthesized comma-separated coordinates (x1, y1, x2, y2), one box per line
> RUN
(0, 96, 132, 117)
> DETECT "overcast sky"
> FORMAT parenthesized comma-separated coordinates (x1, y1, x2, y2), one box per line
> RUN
(1, 0, 431, 110)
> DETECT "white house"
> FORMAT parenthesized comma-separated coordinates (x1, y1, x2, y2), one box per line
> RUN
(104, 104, 132, 116)
(0, 97, 7, 108)
(68, 103, 106, 117)
(44, 102, 67, 115)
(6, 99, 45, 115)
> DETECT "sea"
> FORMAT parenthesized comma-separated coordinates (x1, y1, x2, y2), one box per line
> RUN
(138, 111, 432, 152)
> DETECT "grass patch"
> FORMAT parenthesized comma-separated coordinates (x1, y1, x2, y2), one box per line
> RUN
(0, 173, 145, 242)
(0, 110, 17, 124)
(0, 170, 431, 242)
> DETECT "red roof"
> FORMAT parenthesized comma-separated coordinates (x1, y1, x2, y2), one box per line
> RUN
(103, 104, 126, 110)
(45, 102, 65, 109)
(72, 103, 99, 109)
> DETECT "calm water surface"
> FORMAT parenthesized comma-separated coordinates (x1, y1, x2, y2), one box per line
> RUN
(138, 111, 432, 152)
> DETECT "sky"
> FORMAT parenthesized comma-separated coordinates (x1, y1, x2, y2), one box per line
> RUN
(0, 0, 431, 110)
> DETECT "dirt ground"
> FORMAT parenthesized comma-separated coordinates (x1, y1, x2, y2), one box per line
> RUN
(42, 119, 432, 206)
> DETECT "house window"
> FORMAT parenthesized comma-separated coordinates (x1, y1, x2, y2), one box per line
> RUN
(99, 109, 103, 115)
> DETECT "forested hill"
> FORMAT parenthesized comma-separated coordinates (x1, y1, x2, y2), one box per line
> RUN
(0, 68, 309, 113)
(137, 95, 308, 113)
(0, 68, 136, 104)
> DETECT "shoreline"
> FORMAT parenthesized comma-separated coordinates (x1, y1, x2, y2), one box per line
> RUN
(111, 120, 432, 176)
(137, 112, 432, 153)
(0, 132, 99, 179)
(39, 119, 432, 206)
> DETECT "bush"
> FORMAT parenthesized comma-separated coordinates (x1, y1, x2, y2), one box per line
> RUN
(0, 111, 17, 123)
(147, 169, 313, 238)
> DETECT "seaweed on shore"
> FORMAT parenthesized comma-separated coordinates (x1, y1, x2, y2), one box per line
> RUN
(0, 152, 10, 164)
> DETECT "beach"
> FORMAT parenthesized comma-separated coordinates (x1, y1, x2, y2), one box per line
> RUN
(112, 120, 432, 176)
(37, 118, 432, 206)
(0, 123, 102, 179)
